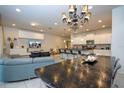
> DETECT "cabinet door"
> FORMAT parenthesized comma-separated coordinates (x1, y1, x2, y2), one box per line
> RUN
(95, 33, 111, 44)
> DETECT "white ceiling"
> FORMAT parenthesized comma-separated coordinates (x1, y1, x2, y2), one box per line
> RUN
(0, 5, 120, 37)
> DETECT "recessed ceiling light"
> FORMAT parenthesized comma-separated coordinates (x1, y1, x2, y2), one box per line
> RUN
(30, 23, 36, 26)
(86, 29, 89, 31)
(98, 20, 102, 23)
(16, 8, 21, 12)
(88, 6, 93, 9)
(54, 22, 58, 26)
(12, 24, 16, 26)
(71, 40, 73, 42)
(81, 38, 84, 41)
(102, 25, 106, 28)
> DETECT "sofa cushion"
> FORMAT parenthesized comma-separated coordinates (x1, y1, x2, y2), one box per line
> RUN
(3, 58, 32, 66)
(32, 56, 55, 63)
(0, 58, 3, 65)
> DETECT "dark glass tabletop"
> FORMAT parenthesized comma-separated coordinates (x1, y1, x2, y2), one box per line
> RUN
(35, 56, 112, 88)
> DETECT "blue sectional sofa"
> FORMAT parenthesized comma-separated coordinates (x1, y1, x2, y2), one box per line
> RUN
(0, 58, 3, 81)
(0, 56, 57, 82)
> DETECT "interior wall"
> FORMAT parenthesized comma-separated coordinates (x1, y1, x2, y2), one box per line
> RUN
(0, 26, 3, 56)
(71, 28, 112, 45)
(42, 33, 65, 51)
(112, 6, 124, 74)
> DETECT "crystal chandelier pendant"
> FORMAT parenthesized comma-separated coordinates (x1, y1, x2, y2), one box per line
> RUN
(61, 5, 92, 33)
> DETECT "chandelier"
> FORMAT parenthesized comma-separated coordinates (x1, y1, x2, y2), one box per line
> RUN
(62, 5, 92, 32)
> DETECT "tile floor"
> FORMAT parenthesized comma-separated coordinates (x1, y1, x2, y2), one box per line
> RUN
(0, 73, 124, 88)
(113, 73, 124, 88)
(0, 78, 47, 88)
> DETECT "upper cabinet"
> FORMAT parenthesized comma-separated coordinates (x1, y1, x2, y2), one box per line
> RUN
(72, 28, 112, 45)
(4, 27, 44, 40)
(19, 30, 44, 40)
(95, 32, 111, 44)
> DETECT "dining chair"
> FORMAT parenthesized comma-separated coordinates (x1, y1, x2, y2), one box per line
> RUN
(114, 58, 120, 68)
(111, 56, 116, 70)
(111, 62, 121, 88)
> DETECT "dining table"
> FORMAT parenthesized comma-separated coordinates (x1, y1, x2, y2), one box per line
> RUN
(35, 56, 112, 88)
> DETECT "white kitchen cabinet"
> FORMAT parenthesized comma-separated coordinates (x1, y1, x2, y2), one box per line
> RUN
(19, 30, 44, 40)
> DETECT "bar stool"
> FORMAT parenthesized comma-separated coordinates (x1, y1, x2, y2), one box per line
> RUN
(72, 49, 79, 58)
(65, 49, 72, 59)
(83, 50, 92, 56)
(59, 49, 65, 59)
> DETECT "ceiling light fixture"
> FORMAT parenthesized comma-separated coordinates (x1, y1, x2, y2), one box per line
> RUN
(54, 22, 58, 26)
(86, 29, 89, 31)
(62, 5, 92, 32)
(30, 23, 36, 26)
(98, 20, 102, 23)
(102, 25, 106, 28)
(81, 38, 84, 41)
(12, 24, 16, 26)
(16, 8, 21, 12)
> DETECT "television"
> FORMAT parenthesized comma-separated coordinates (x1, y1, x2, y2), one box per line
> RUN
(29, 41, 41, 48)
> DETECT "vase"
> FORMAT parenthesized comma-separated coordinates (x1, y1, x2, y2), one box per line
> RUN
(10, 42, 14, 49)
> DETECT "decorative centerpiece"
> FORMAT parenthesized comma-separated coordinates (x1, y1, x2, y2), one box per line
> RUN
(85, 55, 97, 62)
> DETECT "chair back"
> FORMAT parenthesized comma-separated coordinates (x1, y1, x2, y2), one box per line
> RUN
(111, 56, 117, 70)
(114, 58, 120, 68)
(61, 49, 65, 53)
(111, 63, 121, 86)
(66, 49, 71, 54)
(72, 50, 78, 54)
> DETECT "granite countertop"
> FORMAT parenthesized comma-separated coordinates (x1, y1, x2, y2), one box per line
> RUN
(35, 56, 112, 88)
